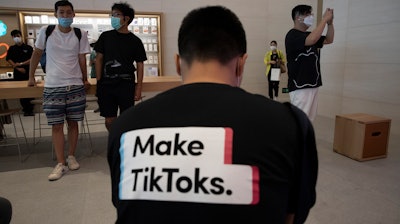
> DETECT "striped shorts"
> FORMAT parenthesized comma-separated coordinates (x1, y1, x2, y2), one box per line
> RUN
(43, 85, 86, 125)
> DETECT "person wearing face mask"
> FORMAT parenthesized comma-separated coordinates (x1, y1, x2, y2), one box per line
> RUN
(285, 5, 334, 122)
(263, 40, 286, 101)
(94, 2, 147, 132)
(6, 29, 34, 116)
(27, 0, 91, 181)
(107, 6, 318, 224)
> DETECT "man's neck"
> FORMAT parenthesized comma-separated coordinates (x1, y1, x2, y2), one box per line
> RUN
(182, 60, 238, 87)
(117, 26, 130, 34)
(58, 25, 72, 33)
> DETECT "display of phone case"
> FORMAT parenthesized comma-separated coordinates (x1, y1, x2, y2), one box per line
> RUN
(19, 10, 163, 76)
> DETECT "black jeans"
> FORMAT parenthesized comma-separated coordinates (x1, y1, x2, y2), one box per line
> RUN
(267, 72, 279, 99)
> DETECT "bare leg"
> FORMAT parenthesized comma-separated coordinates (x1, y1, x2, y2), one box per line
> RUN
(66, 120, 79, 156)
(105, 117, 116, 132)
(52, 123, 65, 164)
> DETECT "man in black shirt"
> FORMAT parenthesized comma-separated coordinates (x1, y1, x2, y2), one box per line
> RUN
(285, 5, 334, 122)
(95, 2, 147, 131)
(6, 29, 34, 116)
(108, 5, 318, 224)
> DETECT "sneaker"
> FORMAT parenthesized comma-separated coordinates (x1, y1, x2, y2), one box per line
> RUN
(67, 155, 80, 170)
(273, 96, 278, 101)
(48, 163, 68, 181)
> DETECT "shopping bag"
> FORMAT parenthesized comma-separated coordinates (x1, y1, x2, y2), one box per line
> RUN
(271, 68, 281, 81)
(280, 63, 286, 73)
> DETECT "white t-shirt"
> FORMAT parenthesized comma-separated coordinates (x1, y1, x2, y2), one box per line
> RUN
(35, 25, 90, 87)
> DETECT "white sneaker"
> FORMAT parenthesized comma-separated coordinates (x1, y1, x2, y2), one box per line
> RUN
(48, 163, 68, 181)
(67, 155, 80, 170)
(273, 96, 278, 101)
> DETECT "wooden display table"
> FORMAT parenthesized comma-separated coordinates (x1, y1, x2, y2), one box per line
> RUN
(0, 76, 182, 99)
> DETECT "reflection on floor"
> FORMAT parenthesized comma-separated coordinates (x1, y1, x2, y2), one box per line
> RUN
(0, 111, 399, 224)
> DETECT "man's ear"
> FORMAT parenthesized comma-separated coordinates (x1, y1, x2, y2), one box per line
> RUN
(123, 16, 129, 25)
(236, 53, 248, 77)
(174, 54, 181, 76)
(296, 15, 303, 22)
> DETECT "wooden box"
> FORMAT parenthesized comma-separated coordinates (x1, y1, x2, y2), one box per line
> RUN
(333, 113, 391, 161)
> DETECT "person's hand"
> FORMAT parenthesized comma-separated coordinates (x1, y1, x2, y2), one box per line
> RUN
(270, 61, 277, 65)
(135, 95, 145, 101)
(323, 8, 334, 25)
(134, 84, 142, 101)
(13, 62, 22, 68)
(134, 92, 142, 101)
(16, 67, 26, 74)
(84, 80, 91, 91)
(27, 79, 36, 87)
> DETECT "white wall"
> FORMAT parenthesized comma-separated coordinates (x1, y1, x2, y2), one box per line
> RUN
(1, 0, 399, 136)
(321, 0, 400, 135)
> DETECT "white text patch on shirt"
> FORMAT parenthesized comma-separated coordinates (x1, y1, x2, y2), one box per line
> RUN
(119, 127, 259, 204)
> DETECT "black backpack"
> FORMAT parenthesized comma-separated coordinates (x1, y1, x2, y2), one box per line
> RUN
(40, 25, 82, 73)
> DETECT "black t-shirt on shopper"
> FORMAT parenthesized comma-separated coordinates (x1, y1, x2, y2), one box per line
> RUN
(107, 83, 318, 224)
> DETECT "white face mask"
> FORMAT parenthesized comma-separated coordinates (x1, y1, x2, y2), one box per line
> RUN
(13, 37, 22, 44)
(270, 46, 277, 51)
(303, 15, 314, 27)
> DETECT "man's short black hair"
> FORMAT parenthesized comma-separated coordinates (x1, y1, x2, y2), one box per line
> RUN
(270, 40, 277, 45)
(178, 5, 247, 66)
(55, 0, 74, 12)
(10, 29, 22, 37)
(112, 2, 135, 24)
(291, 4, 312, 20)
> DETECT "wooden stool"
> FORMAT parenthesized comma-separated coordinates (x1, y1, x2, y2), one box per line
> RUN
(30, 99, 49, 145)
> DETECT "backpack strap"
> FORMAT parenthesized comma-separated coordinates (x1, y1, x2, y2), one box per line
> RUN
(73, 27, 82, 41)
(45, 25, 56, 45)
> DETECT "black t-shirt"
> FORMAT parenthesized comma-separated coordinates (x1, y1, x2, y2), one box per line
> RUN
(108, 83, 318, 224)
(285, 29, 325, 91)
(6, 44, 33, 81)
(95, 30, 147, 81)
(270, 52, 279, 68)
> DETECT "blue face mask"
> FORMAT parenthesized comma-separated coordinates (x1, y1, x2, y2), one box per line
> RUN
(58, 17, 73, 28)
(111, 16, 122, 30)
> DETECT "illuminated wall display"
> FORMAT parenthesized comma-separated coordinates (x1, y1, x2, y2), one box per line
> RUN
(20, 10, 163, 76)
(0, 9, 163, 76)
(0, 19, 10, 66)
(0, 43, 10, 59)
(0, 20, 7, 37)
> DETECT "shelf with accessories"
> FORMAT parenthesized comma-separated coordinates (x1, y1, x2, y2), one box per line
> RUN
(18, 10, 163, 76)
